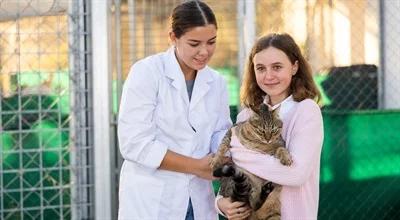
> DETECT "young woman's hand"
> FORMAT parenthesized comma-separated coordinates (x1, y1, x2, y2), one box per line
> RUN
(191, 154, 215, 180)
(217, 197, 252, 220)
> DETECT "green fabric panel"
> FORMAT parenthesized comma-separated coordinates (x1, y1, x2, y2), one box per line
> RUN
(319, 110, 400, 219)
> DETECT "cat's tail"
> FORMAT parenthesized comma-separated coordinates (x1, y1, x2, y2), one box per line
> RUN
(215, 165, 251, 204)
(213, 164, 235, 177)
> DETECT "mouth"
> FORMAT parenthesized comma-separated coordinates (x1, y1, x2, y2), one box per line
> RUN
(264, 82, 279, 86)
(194, 58, 207, 65)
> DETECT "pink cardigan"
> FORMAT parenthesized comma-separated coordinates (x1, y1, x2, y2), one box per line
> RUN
(229, 98, 324, 220)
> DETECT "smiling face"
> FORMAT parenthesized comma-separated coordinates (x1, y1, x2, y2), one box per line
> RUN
(170, 24, 217, 77)
(253, 46, 298, 105)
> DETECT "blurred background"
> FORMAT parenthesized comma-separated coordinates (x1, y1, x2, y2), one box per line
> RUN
(0, 0, 399, 219)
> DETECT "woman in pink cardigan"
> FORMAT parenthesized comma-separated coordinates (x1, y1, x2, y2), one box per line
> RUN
(216, 33, 323, 220)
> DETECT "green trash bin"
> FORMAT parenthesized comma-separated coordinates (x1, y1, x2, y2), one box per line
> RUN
(31, 120, 69, 167)
(25, 120, 70, 218)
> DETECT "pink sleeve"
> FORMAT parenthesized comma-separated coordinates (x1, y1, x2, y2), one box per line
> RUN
(214, 194, 227, 217)
(230, 101, 323, 186)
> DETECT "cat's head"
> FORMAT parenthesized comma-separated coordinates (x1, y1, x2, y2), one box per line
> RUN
(249, 103, 283, 141)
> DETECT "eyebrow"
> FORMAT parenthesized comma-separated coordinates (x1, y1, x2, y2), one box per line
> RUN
(255, 62, 283, 66)
(187, 36, 217, 42)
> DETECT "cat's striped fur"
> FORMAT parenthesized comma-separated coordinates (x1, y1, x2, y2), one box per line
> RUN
(211, 103, 292, 220)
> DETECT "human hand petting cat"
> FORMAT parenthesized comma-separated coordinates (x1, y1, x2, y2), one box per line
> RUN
(191, 154, 215, 180)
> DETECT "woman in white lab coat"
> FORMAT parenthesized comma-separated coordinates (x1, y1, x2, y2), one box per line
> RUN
(117, 1, 232, 219)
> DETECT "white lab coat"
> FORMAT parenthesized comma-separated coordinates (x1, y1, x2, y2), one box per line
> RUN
(117, 47, 232, 220)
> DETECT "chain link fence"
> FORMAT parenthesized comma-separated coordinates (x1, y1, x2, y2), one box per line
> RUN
(111, 0, 400, 219)
(0, 1, 94, 219)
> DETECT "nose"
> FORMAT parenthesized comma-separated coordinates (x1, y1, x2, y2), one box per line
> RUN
(263, 68, 274, 81)
(198, 45, 208, 56)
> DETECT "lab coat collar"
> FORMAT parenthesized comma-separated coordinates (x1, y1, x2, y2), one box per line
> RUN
(190, 67, 213, 110)
(263, 95, 295, 119)
(165, 47, 185, 90)
(164, 47, 214, 108)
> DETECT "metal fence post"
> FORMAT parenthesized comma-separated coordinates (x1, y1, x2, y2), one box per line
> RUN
(91, 0, 113, 219)
(381, 0, 400, 109)
(237, 0, 255, 91)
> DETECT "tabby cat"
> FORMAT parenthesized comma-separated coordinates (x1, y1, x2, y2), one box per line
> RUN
(211, 103, 292, 220)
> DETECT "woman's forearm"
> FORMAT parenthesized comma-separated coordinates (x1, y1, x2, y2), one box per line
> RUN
(159, 150, 194, 173)
(159, 150, 214, 180)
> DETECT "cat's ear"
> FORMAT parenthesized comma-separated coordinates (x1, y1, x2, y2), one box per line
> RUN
(260, 103, 269, 114)
(271, 106, 283, 128)
(271, 106, 280, 118)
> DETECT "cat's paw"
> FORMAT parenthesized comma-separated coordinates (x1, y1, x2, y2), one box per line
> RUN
(210, 155, 232, 170)
(276, 147, 293, 166)
(209, 156, 220, 169)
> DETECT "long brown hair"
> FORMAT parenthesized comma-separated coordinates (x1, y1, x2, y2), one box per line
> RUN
(240, 33, 321, 111)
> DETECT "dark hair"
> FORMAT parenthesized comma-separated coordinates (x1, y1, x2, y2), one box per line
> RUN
(240, 33, 321, 111)
(170, 0, 217, 38)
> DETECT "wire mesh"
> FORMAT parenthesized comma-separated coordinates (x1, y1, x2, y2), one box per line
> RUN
(111, 0, 400, 219)
(0, 1, 94, 220)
